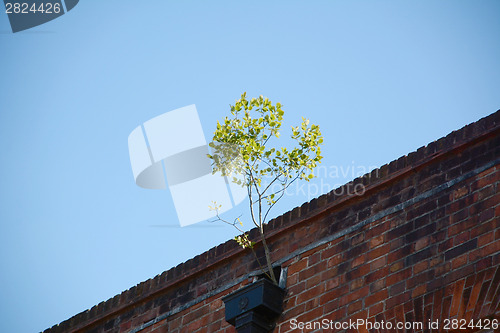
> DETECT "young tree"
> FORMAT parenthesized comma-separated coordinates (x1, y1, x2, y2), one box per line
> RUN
(208, 92, 323, 284)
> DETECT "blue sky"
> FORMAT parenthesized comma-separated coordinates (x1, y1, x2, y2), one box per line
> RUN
(1, 1, 499, 332)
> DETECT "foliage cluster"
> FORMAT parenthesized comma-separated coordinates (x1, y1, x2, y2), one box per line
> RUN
(208, 93, 323, 283)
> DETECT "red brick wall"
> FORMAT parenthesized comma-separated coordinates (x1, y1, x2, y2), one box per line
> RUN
(44, 110, 500, 333)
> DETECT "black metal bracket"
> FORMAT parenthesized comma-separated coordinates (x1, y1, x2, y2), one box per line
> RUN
(223, 278, 286, 333)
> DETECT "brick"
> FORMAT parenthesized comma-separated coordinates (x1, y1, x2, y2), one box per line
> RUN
(407, 269, 435, 289)
(450, 208, 469, 224)
(345, 242, 369, 260)
(352, 255, 366, 268)
(389, 236, 404, 251)
(449, 279, 466, 317)
(475, 281, 493, 319)
(282, 303, 306, 321)
(369, 234, 385, 248)
(305, 273, 322, 289)
(326, 254, 342, 268)
(476, 256, 492, 271)
(438, 192, 452, 206)
(445, 263, 475, 285)
(471, 218, 497, 238)
(308, 252, 321, 266)
(296, 284, 324, 304)
(494, 252, 500, 266)
(321, 241, 347, 260)
(438, 238, 454, 253)
(181, 305, 209, 325)
(472, 184, 496, 202)
(388, 244, 412, 263)
(387, 221, 414, 239)
(469, 193, 500, 215)
(322, 298, 340, 316)
(304, 297, 320, 312)
(469, 242, 500, 262)
(453, 230, 471, 246)
(389, 281, 405, 297)
(322, 307, 347, 323)
(445, 239, 478, 261)
(434, 261, 451, 276)
(366, 220, 390, 238)
(413, 260, 429, 274)
(483, 265, 496, 282)
(465, 273, 484, 316)
(207, 321, 222, 332)
(485, 267, 500, 304)
(412, 284, 427, 298)
(447, 194, 473, 215)
(286, 272, 298, 287)
(386, 291, 411, 310)
(350, 232, 365, 246)
(298, 261, 327, 281)
(389, 260, 404, 273)
(319, 287, 347, 306)
(369, 279, 385, 293)
(350, 277, 364, 291)
(451, 253, 468, 270)
(472, 170, 499, 190)
(185, 314, 209, 331)
(347, 300, 363, 315)
(405, 246, 436, 266)
(415, 236, 431, 251)
(368, 302, 384, 317)
(453, 186, 469, 200)
(432, 289, 444, 321)
(387, 268, 412, 286)
(414, 296, 425, 323)
(370, 256, 386, 271)
(365, 289, 388, 307)
(365, 267, 389, 284)
(407, 200, 437, 220)
(287, 281, 305, 297)
(339, 286, 369, 307)
(345, 263, 370, 281)
(367, 244, 390, 261)
(478, 208, 495, 223)
(325, 276, 341, 290)
(296, 307, 323, 323)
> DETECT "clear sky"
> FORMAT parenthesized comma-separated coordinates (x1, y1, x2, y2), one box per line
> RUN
(1, 1, 499, 332)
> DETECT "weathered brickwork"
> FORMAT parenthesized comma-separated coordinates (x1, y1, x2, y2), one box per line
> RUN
(44, 110, 500, 333)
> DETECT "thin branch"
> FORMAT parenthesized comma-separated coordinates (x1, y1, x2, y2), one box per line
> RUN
(208, 212, 245, 233)
(209, 208, 273, 281)
(262, 185, 287, 224)
(248, 180, 259, 229)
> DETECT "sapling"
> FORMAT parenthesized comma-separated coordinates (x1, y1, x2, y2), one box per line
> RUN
(208, 92, 323, 284)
